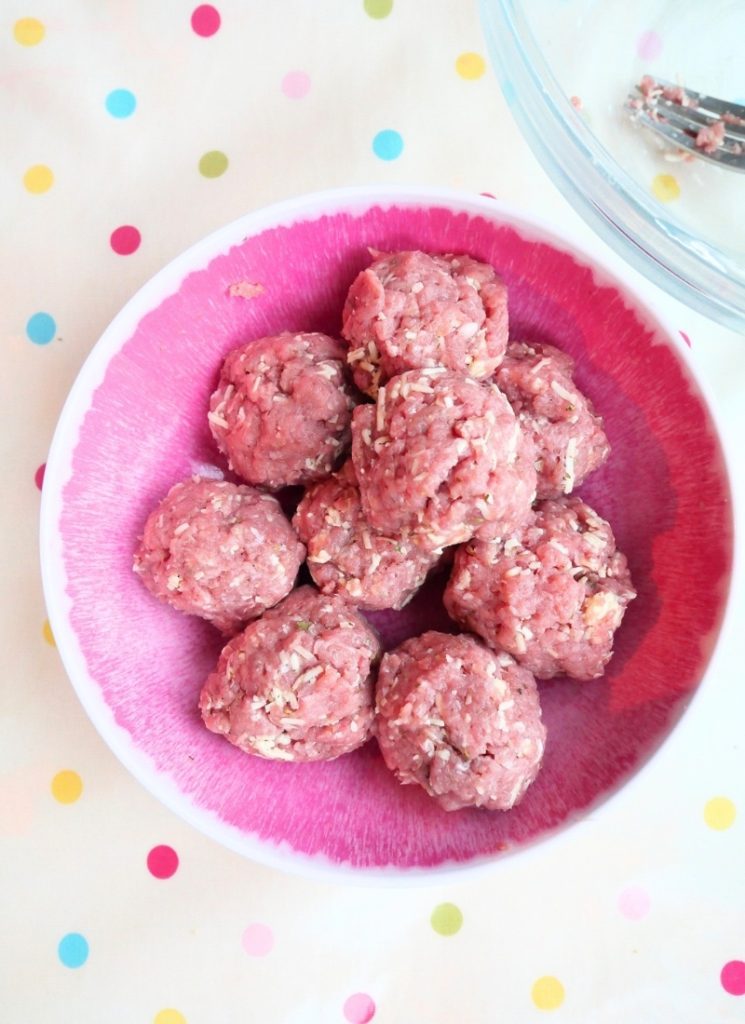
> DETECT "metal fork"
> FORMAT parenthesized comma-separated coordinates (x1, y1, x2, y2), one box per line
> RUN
(625, 76, 745, 172)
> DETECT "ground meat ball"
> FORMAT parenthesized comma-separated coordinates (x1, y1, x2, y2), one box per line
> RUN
(208, 331, 357, 489)
(444, 497, 636, 680)
(133, 478, 305, 634)
(293, 460, 439, 611)
(495, 341, 610, 499)
(351, 368, 537, 552)
(199, 586, 380, 761)
(453, 420, 537, 548)
(376, 632, 545, 812)
(342, 250, 508, 397)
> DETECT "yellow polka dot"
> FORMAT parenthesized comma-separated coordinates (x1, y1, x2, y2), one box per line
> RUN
(704, 796, 736, 831)
(42, 619, 55, 647)
(430, 902, 463, 935)
(455, 52, 486, 80)
(154, 1011, 187, 1024)
(23, 165, 54, 194)
(531, 976, 565, 1011)
(13, 17, 45, 46)
(652, 173, 680, 202)
(51, 770, 83, 805)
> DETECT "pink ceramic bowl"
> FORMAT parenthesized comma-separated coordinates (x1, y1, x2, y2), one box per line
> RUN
(40, 187, 733, 883)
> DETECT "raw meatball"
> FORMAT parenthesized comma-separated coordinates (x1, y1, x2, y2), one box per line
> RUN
(496, 341, 610, 499)
(133, 478, 305, 634)
(199, 586, 380, 761)
(293, 460, 439, 611)
(376, 631, 545, 812)
(342, 250, 508, 396)
(208, 331, 357, 489)
(351, 368, 537, 552)
(444, 497, 636, 680)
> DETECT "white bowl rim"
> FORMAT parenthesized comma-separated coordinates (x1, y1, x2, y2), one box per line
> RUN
(40, 184, 740, 887)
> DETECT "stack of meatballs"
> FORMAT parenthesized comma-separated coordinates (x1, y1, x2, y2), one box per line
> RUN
(134, 250, 636, 813)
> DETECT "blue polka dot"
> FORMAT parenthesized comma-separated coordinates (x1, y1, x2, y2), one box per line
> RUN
(58, 933, 89, 969)
(26, 312, 56, 345)
(372, 129, 404, 161)
(105, 88, 137, 118)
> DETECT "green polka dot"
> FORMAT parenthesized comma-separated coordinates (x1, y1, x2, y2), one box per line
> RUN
(198, 150, 229, 178)
(364, 0, 393, 18)
(430, 902, 463, 936)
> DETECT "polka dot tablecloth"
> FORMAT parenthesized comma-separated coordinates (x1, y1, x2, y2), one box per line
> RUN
(2, 3, 744, 1022)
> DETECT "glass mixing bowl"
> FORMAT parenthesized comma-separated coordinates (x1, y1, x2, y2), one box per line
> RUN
(481, 0, 745, 332)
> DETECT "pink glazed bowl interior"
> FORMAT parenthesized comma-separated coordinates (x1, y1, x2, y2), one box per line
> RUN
(42, 189, 732, 881)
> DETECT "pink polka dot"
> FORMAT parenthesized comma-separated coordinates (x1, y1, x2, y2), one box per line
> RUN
(146, 844, 179, 879)
(110, 225, 141, 256)
(242, 923, 274, 957)
(618, 885, 651, 920)
(343, 993, 376, 1023)
(191, 4, 221, 36)
(281, 71, 311, 100)
(721, 960, 745, 996)
(35, 463, 46, 490)
(637, 30, 662, 61)
(679, 330, 692, 348)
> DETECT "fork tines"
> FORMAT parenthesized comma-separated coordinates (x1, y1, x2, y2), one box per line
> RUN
(625, 76, 745, 172)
